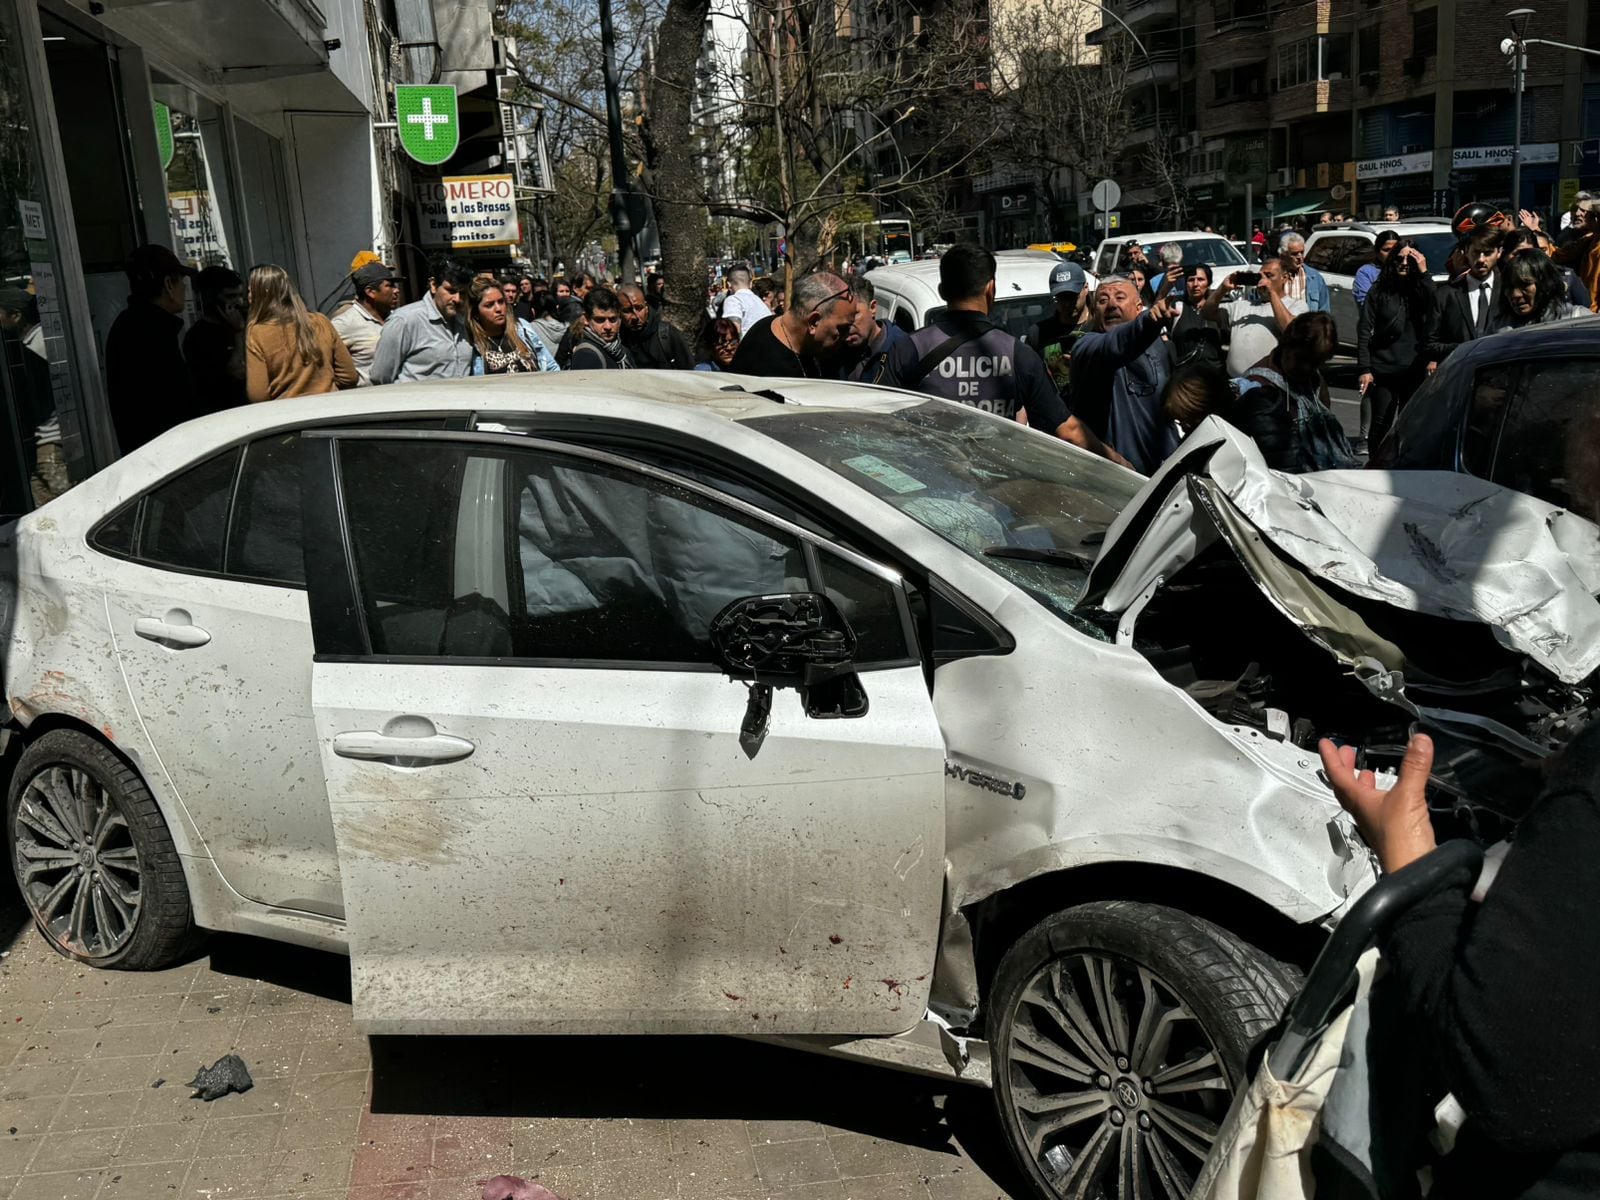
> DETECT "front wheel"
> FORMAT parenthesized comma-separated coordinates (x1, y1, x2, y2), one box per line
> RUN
(990, 901, 1297, 1200)
(6, 730, 196, 969)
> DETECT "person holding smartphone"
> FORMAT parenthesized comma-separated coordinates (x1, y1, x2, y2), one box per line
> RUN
(1200, 257, 1305, 377)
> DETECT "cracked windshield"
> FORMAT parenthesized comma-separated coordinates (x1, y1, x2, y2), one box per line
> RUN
(748, 400, 1140, 626)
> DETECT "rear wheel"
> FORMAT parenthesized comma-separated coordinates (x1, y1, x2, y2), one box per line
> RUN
(990, 901, 1296, 1200)
(6, 730, 195, 969)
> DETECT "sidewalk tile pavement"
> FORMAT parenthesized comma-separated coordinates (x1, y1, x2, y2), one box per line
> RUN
(1, 887, 1018, 1200)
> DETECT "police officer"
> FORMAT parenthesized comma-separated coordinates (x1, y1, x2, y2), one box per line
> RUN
(880, 244, 1127, 464)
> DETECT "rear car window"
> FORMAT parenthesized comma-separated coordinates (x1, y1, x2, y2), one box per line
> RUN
(138, 449, 240, 574)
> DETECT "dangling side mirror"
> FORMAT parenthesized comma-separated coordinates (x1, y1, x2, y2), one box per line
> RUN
(708, 593, 861, 758)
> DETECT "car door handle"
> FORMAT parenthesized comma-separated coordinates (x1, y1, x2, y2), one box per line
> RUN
(331, 731, 476, 766)
(134, 615, 211, 648)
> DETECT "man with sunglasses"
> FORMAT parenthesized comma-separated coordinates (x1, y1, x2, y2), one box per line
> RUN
(879, 244, 1126, 464)
(730, 271, 856, 378)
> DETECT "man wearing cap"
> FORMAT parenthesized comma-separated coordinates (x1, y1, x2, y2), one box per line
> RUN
(1029, 260, 1088, 398)
(105, 243, 197, 455)
(332, 261, 403, 385)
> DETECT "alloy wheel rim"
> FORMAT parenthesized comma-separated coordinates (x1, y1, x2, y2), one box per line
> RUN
(13, 765, 142, 956)
(1006, 951, 1230, 1199)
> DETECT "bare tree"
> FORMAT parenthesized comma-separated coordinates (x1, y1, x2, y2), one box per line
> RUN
(701, 0, 997, 281)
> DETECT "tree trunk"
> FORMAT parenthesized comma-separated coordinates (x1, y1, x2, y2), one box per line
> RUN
(649, 0, 713, 339)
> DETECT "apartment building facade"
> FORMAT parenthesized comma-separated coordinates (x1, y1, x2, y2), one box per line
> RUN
(1092, 0, 1598, 232)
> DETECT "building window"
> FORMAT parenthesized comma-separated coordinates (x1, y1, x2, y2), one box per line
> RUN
(1213, 69, 1232, 101)
(1358, 24, 1380, 73)
(1276, 38, 1315, 89)
(1411, 8, 1438, 57)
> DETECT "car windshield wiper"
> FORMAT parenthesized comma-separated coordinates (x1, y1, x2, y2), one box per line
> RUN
(981, 545, 1095, 570)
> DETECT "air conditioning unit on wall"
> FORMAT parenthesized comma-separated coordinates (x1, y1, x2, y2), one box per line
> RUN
(1271, 167, 1294, 188)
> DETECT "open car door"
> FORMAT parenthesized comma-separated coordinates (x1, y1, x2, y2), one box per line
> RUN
(299, 428, 946, 1035)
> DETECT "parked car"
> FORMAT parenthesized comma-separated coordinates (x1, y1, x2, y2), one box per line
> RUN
(1091, 232, 1247, 277)
(5, 376, 1591, 1200)
(867, 256, 1059, 341)
(1304, 217, 1454, 346)
(1369, 315, 1600, 519)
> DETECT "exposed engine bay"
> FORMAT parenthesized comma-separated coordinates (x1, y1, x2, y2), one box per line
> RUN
(1077, 420, 1600, 842)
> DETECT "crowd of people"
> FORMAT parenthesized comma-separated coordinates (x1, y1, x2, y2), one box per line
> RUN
(100, 192, 1598, 479)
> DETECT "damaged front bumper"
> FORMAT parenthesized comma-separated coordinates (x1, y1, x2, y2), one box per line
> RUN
(1078, 418, 1598, 821)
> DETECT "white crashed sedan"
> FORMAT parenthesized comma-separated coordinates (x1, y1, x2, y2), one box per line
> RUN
(5, 372, 1589, 1200)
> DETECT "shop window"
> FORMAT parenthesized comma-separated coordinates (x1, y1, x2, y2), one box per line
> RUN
(150, 73, 240, 271)
(40, 13, 140, 273)
(0, 4, 99, 517)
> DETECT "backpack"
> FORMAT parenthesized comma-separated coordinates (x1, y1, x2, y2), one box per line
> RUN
(1246, 366, 1359, 473)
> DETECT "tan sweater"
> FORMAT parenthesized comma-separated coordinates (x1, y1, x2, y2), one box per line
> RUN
(247, 314, 359, 401)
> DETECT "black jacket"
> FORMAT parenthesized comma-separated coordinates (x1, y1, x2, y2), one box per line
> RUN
(1382, 721, 1600, 1199)
(1357, 284, 1434, 376)
(105, 299, 194, 455)
(622, 311, 693, 370)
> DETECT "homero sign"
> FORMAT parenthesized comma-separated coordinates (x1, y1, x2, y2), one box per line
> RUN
(397, 85, 460, 166)
(416, 175, 519, 248)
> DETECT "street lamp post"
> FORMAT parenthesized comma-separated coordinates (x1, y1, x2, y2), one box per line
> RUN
(1505, 8, 1533, 211)
(1501, 8, 1600, 211)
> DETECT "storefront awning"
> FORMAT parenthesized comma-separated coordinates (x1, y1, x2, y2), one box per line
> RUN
(98, 0, 328, 82)
(1270, 191, 1334, 218)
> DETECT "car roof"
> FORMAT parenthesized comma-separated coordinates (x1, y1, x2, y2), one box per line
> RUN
(1433, 312, 1600, 370)
(866, 256, 1057, 306)
(1309, 219, 1453, 235)
(1099, 232, 1232, 244)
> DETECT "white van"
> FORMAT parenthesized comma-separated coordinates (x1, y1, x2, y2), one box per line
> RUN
(866, 256, 1060, 342)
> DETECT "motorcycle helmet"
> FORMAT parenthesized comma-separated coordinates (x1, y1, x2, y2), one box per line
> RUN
(1452, 202, 1505, 238)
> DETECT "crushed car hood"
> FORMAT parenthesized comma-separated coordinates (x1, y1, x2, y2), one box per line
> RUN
(1081, 418, 1600, 687)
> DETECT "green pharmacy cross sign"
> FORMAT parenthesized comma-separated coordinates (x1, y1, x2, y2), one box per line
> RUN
(396, 85, 460, 166)
(153, 101, 175, 170)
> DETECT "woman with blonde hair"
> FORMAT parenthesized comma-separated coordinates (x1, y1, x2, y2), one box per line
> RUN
(245, 263, 359, 401)
(465, 276, 559, 375)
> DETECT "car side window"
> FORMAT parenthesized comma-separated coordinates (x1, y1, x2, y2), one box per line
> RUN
(336, 440, 813, 665)
(1490, 360, 1600, 519)
(818, 550, 914, 664)
(137, 448, 241, 573)
(892, 305, 916, 334)
(226, 433, 304, 585)
(1339, 238, 1377, 274)
(1305, 236, 1354, 273)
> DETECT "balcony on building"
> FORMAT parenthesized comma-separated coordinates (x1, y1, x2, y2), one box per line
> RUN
(1123, 0, 1180, 30)
(1271, 76, 1352, 121)
(1127, 47, 1181, 86)
(1214, 0, 1269, 34)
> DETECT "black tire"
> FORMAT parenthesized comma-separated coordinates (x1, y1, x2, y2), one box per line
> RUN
(990, 900, 1297, 1200)
(6, 730, 196, 969)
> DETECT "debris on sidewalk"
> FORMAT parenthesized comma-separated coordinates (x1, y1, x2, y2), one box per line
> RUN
(480, 1175, 563, 1200)
(187, 1053, 254, 1101)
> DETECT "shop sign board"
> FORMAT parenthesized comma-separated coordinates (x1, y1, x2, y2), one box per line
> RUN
(1450, 143, 1558, 168)
(167, 190, 231, 268)
(397, 85, 460, 166)
(1356, 151, 1433, 181)
(416, 175, 520, 248)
